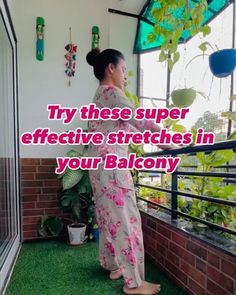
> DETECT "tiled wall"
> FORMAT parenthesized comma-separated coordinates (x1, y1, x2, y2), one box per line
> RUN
(21, 158, 68, 240)
(141, 211, 236, 295)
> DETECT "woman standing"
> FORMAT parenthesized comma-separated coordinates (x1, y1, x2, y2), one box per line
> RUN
(87, 48, 164, 295)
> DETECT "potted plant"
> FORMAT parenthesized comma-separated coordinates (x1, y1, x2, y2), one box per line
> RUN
(147, 0, 211, 71)
(179, 148, 236, 232)
(209, 48, 236, 78)
(39, 215, 64, 238)
(58, 148, 94, 245)
(187, 42, 236, 78)
(170, 87, 208, 108)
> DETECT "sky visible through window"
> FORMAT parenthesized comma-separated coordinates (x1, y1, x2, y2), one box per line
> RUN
(140, 4, 235, 134)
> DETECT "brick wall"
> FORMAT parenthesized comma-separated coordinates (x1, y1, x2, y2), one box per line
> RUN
(141, 211, 236, 295)
(21, 158, 68, 240)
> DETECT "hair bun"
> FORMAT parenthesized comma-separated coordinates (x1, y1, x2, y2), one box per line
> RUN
(86, 48, 100, 66)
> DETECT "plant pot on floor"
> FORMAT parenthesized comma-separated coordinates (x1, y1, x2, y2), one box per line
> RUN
(67, 223, 87, 245)
(209, 49, 236, 78)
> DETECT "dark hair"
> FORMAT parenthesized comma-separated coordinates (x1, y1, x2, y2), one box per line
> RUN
(86, 48, 125, 80)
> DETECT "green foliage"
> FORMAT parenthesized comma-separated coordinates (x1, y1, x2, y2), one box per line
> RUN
(57, 147, 94, 224)
(148, 0, 211, 70)
(139, 183, 166, 199)
(124, 70, 140, 108)
(193, 111, 225, 142)
(62, 168, 84, 190)
(178, 148, 236, 231)
(39, 216, 63, 237)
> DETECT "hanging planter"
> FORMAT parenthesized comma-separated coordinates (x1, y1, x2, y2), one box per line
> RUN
(171, 88, 208, 108)
(171, 88, 197, 108)
(209, 49, 236, 78)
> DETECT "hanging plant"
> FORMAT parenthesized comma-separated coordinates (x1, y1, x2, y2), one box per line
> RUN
(147, 0, 211, 71)
(171, 87, 208, 108)
(209, 48, 236, 78)
(187, 41, 236, 78)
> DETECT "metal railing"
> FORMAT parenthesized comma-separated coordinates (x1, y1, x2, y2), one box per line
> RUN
(136, 140, 236, 236)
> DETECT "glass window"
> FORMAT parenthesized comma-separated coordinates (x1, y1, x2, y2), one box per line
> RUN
(139, 4, 234, 141)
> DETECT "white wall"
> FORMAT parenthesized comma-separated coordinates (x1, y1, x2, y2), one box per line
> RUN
(7, 0, 141, 158)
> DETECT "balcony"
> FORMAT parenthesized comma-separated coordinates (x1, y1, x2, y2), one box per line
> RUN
(137, 140, 236, 295)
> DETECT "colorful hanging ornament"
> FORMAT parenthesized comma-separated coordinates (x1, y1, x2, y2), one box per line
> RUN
(36, 17, 45, 61)
(92, 26, 100, 49)
(65, 27, 77, 86)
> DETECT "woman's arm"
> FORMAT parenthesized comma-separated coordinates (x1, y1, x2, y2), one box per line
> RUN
(102, 86, 174, 150)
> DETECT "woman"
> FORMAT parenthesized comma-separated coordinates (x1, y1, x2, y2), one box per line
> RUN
(86, 48, 165, 295)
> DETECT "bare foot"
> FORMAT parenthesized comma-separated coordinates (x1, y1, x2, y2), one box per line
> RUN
(109, 269, 123, 280)
(123, 281, 161, 294)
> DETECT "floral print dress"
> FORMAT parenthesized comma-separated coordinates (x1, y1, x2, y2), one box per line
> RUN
(88, 85, 155, 288)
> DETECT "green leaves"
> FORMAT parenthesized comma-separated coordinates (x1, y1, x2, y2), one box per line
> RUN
(172, 123, 186, 133)
(128, 70, 133, 77)
(159, 50, 168, 62)
(169, 42, 178, 54)
(60, 190, 83, 221)
(207, 205, 218, 214)
(173, 51, 180, 63)
(76, 173, 92, 194)
(228, 131, 236, 140)
(39, 216, 63, 237)
(178, 144, 236, 232)
(57, 145, 94, 223)
(62, 168, 84, 190)
(199, 42, 209, 52)
(201, 25, 211, 37)
(196, 150, 234, 170)
(149, 0, 210, 70)
(147, 33, 156, 44)
(198, 41, 212, 52)
(168, 59, 174, 71)
(209, 150, 234, 167)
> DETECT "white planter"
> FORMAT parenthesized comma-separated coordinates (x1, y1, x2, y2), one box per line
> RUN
(67, 223, 87, 245)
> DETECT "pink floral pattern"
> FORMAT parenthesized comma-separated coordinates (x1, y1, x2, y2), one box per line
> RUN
(88, 85, 146, 288)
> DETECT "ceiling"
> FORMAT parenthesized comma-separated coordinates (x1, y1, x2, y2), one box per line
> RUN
(109, 0, 147, 14)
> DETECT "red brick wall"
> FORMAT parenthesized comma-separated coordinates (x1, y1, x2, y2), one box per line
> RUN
(141, 211, 236, 295)
(21, 158, 68, 240)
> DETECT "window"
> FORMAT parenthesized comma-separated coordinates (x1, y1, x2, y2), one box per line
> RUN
(139, 4, 235, 141)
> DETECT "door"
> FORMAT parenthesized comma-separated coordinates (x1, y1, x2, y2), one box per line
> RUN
(0, 0, 20, 293)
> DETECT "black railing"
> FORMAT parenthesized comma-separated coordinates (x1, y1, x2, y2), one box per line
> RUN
(136, 140, 236, 236)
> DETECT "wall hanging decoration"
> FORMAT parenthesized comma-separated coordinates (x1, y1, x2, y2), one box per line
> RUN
(65, 27, 77, 86)
(91, 26, 100, 49)
(36, 17, 45, 61)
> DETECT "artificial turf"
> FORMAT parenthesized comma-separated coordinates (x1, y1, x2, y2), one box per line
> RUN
(6, 240, 188, 295)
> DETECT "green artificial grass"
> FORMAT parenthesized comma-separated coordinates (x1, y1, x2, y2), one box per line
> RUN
(6, 240, 187, 295)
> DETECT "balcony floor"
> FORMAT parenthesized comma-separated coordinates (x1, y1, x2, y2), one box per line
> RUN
(6, 240, 187, 295)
